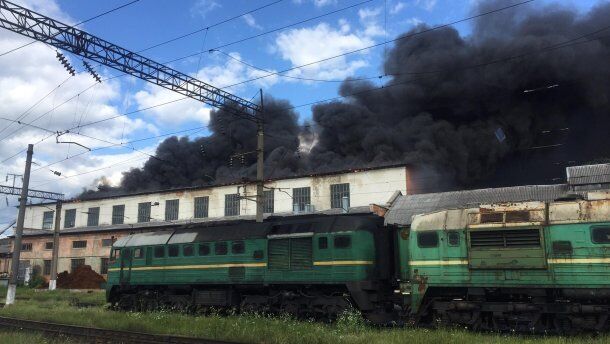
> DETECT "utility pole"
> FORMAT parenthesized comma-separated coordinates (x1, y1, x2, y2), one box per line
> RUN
(48, 201, 61, 290)
(6, 144, 33, 306)
(256, 90, 264, 223)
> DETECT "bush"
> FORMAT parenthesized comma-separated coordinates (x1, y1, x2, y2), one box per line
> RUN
(27, 266, 47, 289)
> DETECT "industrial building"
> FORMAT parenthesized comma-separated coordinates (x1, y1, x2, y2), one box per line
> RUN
(6, 165, 409, 279)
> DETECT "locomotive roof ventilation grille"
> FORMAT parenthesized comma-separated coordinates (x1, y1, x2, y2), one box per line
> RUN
(470, 228, 541, 248)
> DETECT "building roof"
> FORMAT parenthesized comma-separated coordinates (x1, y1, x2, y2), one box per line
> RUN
(566, 163, 610, 186)
(384, 183, 597, 226)
(28, 164, 408, 206)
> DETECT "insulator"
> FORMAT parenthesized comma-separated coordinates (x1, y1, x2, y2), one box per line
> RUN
(83, 60, 101, 83)
(56, 51, 76, 77)
(228, 157, 233, 167)
(240, 155, 245, 165)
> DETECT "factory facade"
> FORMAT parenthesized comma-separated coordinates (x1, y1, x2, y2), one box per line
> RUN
(6, 165, 409, 280)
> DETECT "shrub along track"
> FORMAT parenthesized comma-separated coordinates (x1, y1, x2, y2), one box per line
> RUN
(0, 316, 238, 344)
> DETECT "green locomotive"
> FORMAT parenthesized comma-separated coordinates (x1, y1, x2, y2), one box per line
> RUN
(106, 214, 398, 323)
(107, 194, 610, 332)
(406, 195, 610, 332)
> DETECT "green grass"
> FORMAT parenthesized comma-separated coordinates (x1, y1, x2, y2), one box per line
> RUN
(0, 288, 607, 344)
(0, 330, 79, 344)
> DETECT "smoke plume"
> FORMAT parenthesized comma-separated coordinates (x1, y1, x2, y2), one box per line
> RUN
(83, 1, 610, 197)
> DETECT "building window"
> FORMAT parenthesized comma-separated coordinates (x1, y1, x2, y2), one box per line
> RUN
(138, 202, 151, 223)
(44, 242, 53, 250)
(263, 190, 274, 213)
(112, 205, 125, 225)
(330, 183, 350, 209)
(21, 243, 32, 251)
(293, 187, 311, 212)
(101, 238, 114, 247)
(64, 209, 76, 228)
(72, 240, 87, 249)
(225, 194, 240, 216)
(42, 211, 54, 229)
(194, 196, 209, 218)
(43, 260, 51, 275)
(86, 207, 100, 227)
(165, 199, 179, 221)
(100, 258, 109, 274)
(70, 258, 85, 272)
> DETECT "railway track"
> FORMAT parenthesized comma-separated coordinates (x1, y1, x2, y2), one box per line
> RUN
(0, 316, 240, 344)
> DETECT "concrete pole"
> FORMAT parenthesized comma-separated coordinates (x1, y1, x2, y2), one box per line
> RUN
(48, 201, 61, 290)
(6, 144, 33, 306)
(255, 90, 264, 223)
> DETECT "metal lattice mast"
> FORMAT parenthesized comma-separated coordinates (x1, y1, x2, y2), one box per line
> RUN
(0, 0, 261, 120)
(0, 0, 267, 222)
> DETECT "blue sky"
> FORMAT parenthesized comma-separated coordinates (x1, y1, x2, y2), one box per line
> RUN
(0, 0, 604, 232)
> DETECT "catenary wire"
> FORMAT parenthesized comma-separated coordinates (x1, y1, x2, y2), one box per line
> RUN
(0, 0, 141, 58)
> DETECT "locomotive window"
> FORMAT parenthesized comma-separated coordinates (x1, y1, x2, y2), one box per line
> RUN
(417, 232, 439, 248)
(183, 245, 194, 257)
(232, 241, 245, 254)
(199, 243, 210, 256)
(168, 245, 180, 257)
(253, 250, 264, 259)
(334, 235, 351, 249)
(134, 248, 144, 259)
(154, 246, 165, 258)
(215, 242, 228, 255)
(111, 248, 120, 262)
(447, 231, 460, 246)
(318, 237, 328, 249)
(591, 227, 610, 243)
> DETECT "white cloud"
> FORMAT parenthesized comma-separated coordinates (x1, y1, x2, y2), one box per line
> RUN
(358, 7, 386, 38)
(0, 0, 162, 216)
(406, 17, 423, 26)
(133, 86, 211, 126)
(390, 2, 406, 14)
(274, 22, 374, 81)
(191, 0, 221, 18)
(293, 0, 337, 7)
(414, 0, 437, 11)
(242, 14, 262, 30)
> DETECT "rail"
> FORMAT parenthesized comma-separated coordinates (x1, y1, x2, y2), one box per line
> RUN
(0, 316, 240, 343)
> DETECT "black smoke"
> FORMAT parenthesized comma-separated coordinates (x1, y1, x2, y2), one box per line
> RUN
(82, 0, 610, 198)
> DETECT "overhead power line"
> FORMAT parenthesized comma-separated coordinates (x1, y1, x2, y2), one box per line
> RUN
(0, 0, 141, 58)
(222, 0, 536, 89)
(137, 0, 286, 53)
